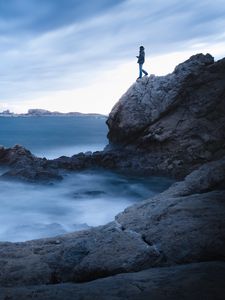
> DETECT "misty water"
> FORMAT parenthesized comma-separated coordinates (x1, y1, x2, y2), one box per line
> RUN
(0, 116, 173, 242)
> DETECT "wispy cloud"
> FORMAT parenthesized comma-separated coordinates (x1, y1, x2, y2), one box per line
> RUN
(0, 0, 225, 112)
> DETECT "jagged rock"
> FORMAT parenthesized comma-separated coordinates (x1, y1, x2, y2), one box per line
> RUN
(107, 54, 225, 177)
(0, 144, 34, 166)
(107, 53, 215, 143)
(1, 166, 62, 182)
(0, 145, 62, 182)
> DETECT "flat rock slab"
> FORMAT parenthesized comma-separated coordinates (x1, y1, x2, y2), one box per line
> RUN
(116, 190, 225, 265)
(1, 261, 225, 300)
(0, 222, 160, 287)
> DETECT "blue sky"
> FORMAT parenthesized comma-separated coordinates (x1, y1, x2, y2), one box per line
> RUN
(1, 0, 225, 114)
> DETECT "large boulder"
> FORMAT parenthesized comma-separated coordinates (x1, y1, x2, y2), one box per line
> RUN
(107, 54, 225, 176)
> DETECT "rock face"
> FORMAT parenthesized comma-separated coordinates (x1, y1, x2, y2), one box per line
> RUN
(107, 54, 225, 177)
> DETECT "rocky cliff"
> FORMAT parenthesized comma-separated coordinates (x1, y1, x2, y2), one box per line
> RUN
(0, 54, 225, 299)
(1, 55, 224, 181)
(107, 53, 225, 177)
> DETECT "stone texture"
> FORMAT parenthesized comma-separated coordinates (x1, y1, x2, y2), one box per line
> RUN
(0, 145, 62, 182)
(0, 222, 160, 287)
(165, 156, 225, 196)
(115, 157, 225, 265)
(1, 262, 225, 300)
(107, 54, 225, 177)
(117, 190, 225, 265)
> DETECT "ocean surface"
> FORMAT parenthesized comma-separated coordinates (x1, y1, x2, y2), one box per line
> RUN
(0, 116, 108, 158)
(0, 116, 173, 242)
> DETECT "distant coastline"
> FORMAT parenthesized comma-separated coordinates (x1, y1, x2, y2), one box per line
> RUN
(0, 109, 107, 118)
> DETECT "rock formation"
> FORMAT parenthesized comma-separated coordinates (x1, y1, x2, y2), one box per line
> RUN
(107, 53, 225, 177)
(0, 145, 62, 182)
(0, 53, 224, 299)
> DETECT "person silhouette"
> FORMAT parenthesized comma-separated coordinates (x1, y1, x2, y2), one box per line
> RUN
(136, 46, 148, 79)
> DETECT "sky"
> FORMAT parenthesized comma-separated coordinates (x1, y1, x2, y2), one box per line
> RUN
(0, 0, 225, 114)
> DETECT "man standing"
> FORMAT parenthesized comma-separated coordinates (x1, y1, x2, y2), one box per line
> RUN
(136, 46, 148, 79)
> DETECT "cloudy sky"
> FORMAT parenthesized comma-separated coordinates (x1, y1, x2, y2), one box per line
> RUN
(1, 0, 225, 114)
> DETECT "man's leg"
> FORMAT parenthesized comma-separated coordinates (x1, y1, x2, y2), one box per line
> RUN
(139, 64, 143, 78)
(142, 68, 148, 76)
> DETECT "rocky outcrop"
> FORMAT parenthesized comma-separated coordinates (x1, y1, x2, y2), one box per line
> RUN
(107, 54, 225, 177)
(1, 54, 225, 181)
(0, 145, 62, 182)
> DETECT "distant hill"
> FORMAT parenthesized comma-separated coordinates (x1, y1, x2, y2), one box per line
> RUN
(0, 109, 107, 118)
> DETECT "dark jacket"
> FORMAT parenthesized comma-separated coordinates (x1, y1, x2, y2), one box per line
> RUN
(137, 49, 145, 64)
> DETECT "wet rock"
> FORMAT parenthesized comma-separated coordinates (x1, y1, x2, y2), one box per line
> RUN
(0, 144, 35, 166)
(0, 145, 62, 182)
(1, 167, 62, 182)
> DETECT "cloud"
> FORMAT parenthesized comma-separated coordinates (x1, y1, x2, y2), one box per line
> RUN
(0, 0, 225, 112)
(0, 0, 124, 34)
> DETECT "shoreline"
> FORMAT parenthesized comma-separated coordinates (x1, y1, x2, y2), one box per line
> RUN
(0, 53, 224, 299)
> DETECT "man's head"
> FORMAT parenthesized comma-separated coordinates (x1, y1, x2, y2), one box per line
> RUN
(140, 46, 144, 50)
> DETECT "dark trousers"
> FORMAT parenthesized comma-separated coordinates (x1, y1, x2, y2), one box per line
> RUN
(139, 64, 148, 78)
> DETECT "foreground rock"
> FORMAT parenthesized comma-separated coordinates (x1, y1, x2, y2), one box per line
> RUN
(0, 158, 224, 297)
(2, 262, 225, 300)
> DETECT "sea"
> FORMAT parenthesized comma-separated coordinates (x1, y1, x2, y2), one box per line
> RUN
(0, 116, 173, 242)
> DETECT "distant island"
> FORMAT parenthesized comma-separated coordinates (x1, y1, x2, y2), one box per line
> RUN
(0, 109, 107, 118)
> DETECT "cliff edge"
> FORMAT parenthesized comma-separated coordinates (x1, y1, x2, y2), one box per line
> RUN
(107, 53, 225, 177)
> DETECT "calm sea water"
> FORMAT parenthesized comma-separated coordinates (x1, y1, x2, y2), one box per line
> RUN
(0, 116, 174, 242)
(0, 116, 108, 158)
